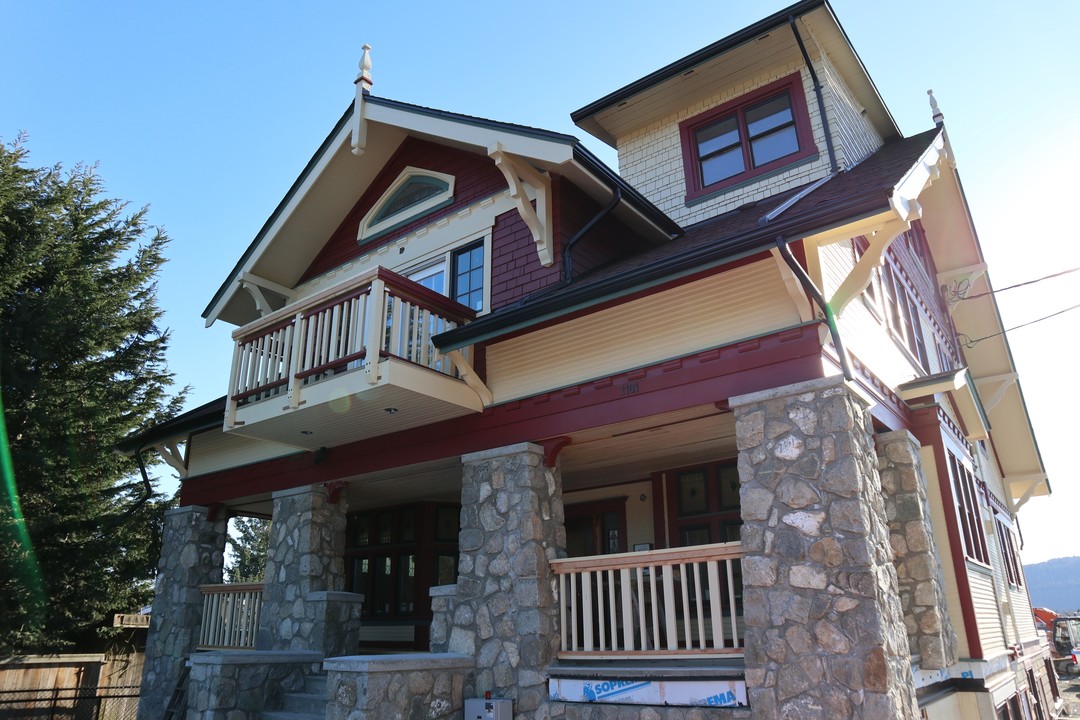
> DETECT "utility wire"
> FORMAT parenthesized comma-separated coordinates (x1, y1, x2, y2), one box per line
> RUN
(958, 302, 1080, 348)
(961, 266, 1080, 301)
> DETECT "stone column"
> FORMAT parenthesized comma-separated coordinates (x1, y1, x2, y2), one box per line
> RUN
(731, 377, 917, 720)
(449, 442, 566, 720)
(257, 484, 364, 656)
(138, 505, 226, 720)
(877, 430, 957, 670)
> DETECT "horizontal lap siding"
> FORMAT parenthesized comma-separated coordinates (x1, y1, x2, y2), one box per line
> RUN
(489, 208, 560, 310)
(301, 138, 505, 283)
(486, 260, 800, 402)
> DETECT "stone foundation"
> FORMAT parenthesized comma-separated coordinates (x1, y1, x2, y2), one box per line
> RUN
(731, 377, 918, 720)
(877, 430, 957, 670)
(138, 505, 226, 720)
(325, 653, 475, 720)
(436, 442, 566, 720)
(258, 484, 363, 655)
(186, 651, 322, 719)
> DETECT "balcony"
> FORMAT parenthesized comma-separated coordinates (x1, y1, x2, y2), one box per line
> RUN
(550, 542, 744, 660)
(225, 267, 483, 449)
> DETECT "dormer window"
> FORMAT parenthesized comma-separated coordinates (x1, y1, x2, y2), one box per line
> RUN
(679, 73, 816, 202)
(359, 167, 455, 243)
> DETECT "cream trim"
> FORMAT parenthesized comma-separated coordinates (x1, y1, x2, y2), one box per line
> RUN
(488, 143, 554, 267)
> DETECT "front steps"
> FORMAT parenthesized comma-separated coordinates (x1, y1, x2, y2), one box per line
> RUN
(262, 673, 328, 720)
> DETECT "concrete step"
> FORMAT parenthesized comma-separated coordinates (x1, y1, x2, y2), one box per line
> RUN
(304, 673, 328, 696)
(283, 691, 328, 714)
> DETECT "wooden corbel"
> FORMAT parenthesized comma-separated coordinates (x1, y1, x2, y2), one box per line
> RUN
(324, 480, 348, 504)
(975, 373, 1018, 413)
(154, 441, 189, 479)
(239, 272, 294, 318)
(538, 437, 572, 468)
(829, 218, 908, 318)
(768, 247, 814, 322)
(937, 263, 988, 309)
(488, 143, 554, 267)
(446, 349, 494, 407)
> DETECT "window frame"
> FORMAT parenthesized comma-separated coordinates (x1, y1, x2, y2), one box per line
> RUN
(358, 167, 456, 244)
(450, 239, 487, 312)
(947, 451, 990, 566)
(679, 73, 816, 202)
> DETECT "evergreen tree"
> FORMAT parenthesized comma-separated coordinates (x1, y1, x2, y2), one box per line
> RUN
(225, 517, 271, 583)
(0, 139, 183, 652)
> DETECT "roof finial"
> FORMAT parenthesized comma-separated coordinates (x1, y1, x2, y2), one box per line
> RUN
(927, 89, 944, 128)
(356, 44, 373, 94)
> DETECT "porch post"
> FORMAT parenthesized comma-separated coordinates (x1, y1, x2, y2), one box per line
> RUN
(448, 442, 566, 720)
(731, 377, 918, 720)
(257, 484, 364, 656)
(138, 505, 226, 720)
(877, 430, 958, 669)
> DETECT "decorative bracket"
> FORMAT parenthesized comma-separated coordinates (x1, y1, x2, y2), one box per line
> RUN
(446, 349, 494, 407)
(488, 143, 554, 267)
(239, 272, 294, 318)
(324, 480, 348, 504)
(351, 44, 373, 156)
(974, 372, 1018, 413)
(1008, 474, 1047, 513)
(829, 218, 909, 318)
(937, 262, 988, 310)
(154, 441, 189, 479)
(538, 436, 572, 468)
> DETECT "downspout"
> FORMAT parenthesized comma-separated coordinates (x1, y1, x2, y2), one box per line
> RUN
(562, 187, 621, 284)
(774, 235, 853, 381)
(789, 16, 838, 174)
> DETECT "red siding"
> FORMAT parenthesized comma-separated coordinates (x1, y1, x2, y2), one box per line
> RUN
(489, 207, 561, 310)
(554, 178, 652, 280)
(300, 138, 506, 283)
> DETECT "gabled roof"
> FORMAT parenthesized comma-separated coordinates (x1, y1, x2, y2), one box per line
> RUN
(572, 0, 899, 148)
(436, 128, 941, 350)
(202, 95, 679, 327)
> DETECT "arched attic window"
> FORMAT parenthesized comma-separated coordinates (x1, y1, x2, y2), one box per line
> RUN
(358, 167, 455, 244)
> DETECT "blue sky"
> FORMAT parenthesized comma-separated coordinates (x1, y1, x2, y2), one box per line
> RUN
(3, 0, 1078, 563)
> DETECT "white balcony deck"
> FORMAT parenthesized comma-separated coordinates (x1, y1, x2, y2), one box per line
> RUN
(224, 267, 483, 449)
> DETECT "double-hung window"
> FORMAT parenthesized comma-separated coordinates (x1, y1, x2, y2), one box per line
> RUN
(680, 73, 815, 201)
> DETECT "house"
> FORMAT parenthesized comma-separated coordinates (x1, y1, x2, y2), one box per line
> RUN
(129, 1, 1061, 718)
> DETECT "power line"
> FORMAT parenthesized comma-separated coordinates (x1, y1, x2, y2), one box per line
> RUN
(958, 302, 1080, 348)
(961, 266, 1080, 301)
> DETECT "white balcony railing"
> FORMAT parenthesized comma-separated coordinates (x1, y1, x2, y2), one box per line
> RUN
(197, 583, 264, 650)
(550, 542, 744, 660)
(225, 267, 477, 427)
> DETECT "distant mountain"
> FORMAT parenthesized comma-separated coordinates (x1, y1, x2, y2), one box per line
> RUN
(1025, 556, 1080, 614)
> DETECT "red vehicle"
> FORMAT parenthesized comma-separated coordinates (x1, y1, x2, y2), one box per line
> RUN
(1034, 608, 1080, 675)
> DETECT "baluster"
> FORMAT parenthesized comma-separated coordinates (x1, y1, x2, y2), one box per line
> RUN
(727, 559, 740, 648)
(329, 303, 342, 364)
(559, 574, 567, 653)
(596, 569, 607, 651)
(287, 314, 303, 408)
(606, 570, 617, 652)
(569, 572, 579, 652)
(582, 570, 594, 652)
(620, 568, 633, 651)
(663, 565, 677, 650)
(707, 559, 723, 649)
(680, 563, 693, 649)
(649, 564, 660, 651)
(692, 562, 706, 649)
(635, 567, 647, 651)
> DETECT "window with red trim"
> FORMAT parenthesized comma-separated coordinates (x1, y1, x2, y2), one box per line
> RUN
(996, 515, 1024, 588)
(948, 451, 989, 565)
(679, 73, 816, 201)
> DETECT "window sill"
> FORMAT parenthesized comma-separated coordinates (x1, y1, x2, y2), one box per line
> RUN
(966, 559, 994, 576)
(684, 153, 820, 208)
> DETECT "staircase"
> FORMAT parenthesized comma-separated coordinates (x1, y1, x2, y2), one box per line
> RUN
(262, 673, 328, 720)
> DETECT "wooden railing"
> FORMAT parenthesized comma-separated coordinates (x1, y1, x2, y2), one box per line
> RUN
(226, 267, 477, 426)
(550, 542, 743, 660)
(197, 583, 264, 650)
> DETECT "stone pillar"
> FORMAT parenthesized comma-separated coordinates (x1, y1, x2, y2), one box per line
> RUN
(449, 442, 566, 720)
(877, 430, 957, 670)
(257, 484, 364, 656)
(138, 505, 226, 720)
(731, 377, 917, 720)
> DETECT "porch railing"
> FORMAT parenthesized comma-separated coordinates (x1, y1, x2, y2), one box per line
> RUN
(550, 542, 743, 660)
(197, 583, 264, 650)
(226, 266, 477, 426)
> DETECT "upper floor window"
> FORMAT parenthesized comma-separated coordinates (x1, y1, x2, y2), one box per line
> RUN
(679, 73, 816, 202)
(948, 451, 989, 566)
(452, 241, 485, 312)
(359, 167, 455, 243)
